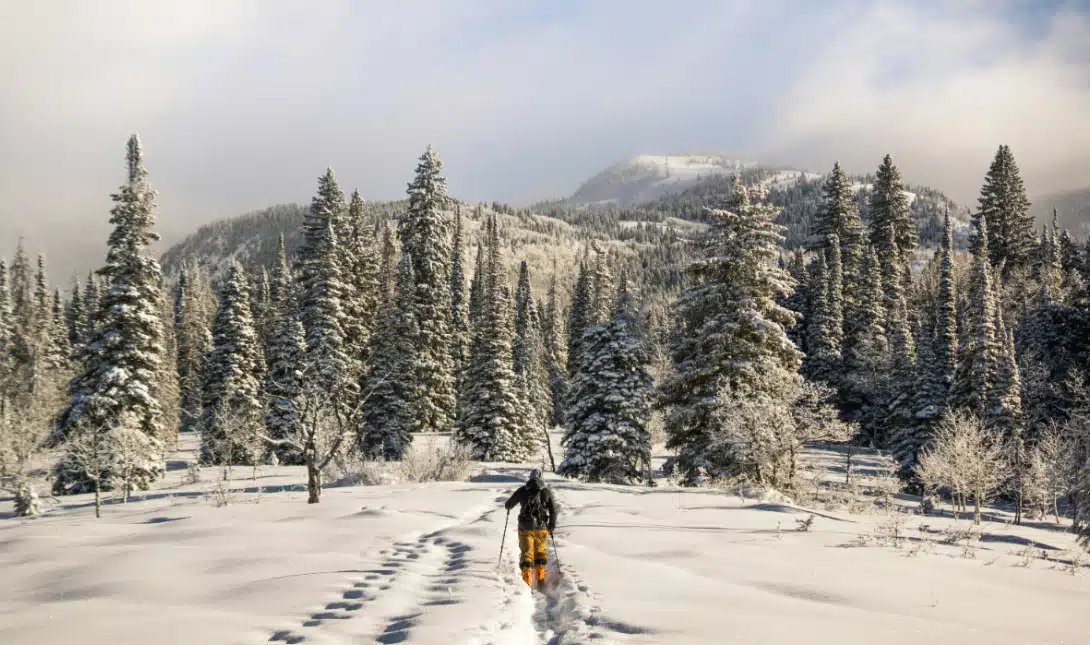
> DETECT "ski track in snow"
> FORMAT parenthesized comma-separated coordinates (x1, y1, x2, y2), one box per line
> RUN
(259, 495, 640, 645)
(265, 505, 494, 645)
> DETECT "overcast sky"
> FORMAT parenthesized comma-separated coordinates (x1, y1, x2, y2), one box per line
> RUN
(1, 0, 1088, 281)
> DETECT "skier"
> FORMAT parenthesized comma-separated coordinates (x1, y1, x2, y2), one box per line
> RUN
(503, 469, 558, 589)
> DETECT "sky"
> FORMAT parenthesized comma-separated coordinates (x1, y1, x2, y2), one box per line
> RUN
(1, 0, 1088, 281)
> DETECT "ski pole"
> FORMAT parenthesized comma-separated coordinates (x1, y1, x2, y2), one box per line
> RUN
(498, 509, 510, 569)
(549, 531, 562, 573)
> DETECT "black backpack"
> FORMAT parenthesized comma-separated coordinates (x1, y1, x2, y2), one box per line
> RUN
(523, 485, 550, 528)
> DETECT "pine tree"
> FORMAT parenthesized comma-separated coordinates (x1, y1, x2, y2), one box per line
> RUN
(200, 263, 266, 465)
(542, 273, 569, 427)
(512, 267, 551, 444)
(83, 272, 100, 337)
(883, 226, 916, 378)
(53, 135, 167, 494)
(804, 237, 843, 382)
(662, 179, 804, 483)
(468, 241, 485, 326)
(9, 241, 32, 343)
(0, 262, 12, 388)
(950, 215, 999, 415)
(782, 249, 809, 353)
(174, 259, 215, 434)
(896, 313, 945, 483)
(263, 240, 305, 464)
(343, 189, 380, 378)
(566, 259, 592, 377)
(399, 146, 457, 433)
(976, 145, 1034, 275)
(560, 285, 653, 484)
(843, 243, 888, 376)
(66, 280, 84, 349)
(987, 306, 1022, 436)
(376, 224, 398, 306)
(936, 211, 958, 392)
(300, 218, 356, 403)
(456, 215, 530, 461)
(49, 288, 70, 370)
(1040, 213, 1063, 305)
(450, 207, 470, 386)
(361, 254, 420, 459)
(868, 155, 916, 279)
(589, 243, 614, 326)
(812, 163, 866, 290)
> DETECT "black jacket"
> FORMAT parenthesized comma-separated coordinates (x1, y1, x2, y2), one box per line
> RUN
(504, 480, 557, 532)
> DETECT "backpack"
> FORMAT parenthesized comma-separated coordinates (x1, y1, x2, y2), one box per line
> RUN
(523, 485, 550, 529)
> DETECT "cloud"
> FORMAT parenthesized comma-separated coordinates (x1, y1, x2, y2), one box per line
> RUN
(762, 2, 1090, 205)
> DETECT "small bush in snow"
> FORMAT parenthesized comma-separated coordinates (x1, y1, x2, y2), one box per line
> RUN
(14, 480, 41, 518)
(399, 440, 474, 483)
(185, 462, 201, 485)
(211, 480, 232, 507)
(795, 514, 815, 532)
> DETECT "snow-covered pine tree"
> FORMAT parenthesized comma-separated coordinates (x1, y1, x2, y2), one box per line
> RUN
(566, 259, 593, 377)
(376, 224, 398, 306)
(589, 243, 614, 326)
(804, 236, 843, 383)
(560, 281, 653, 484)
(542, 273, 569, 427)
(450, 207, 470, 387)
(263, 239, 305, 464)
(512, 269, 552, 447)
(868, 154, 916, 283)
(343, 189, 380, 378)
(361, 254, 420, 459)
(987, 307, 1022, 436)
(456, 215, 530, 462)
(883, 225, 916, 377)
(950, 214, 999, 415)
(812, 162, 866, 299)
(9, 242, 32, 343)
(82, 271, 100, 339)
(53, 135, 167, 494)
(468, 241, 485, 328)
(49, 288, 70, 370)
(66, 280, 84, 349)
(514, 261, 531, 334)
(896, 312, 945, 484)
(843, 243, 888, 377)
(301, 218, 358, 406)
(976, 145, 1034, 276)
(661, 178, 804, 483)
(399, 146, 457, 433)
(936, 211, 958, 393)
(174, 258, 215, 434)
(1040, 215, 1063, 305)
(782, 248, 809, 353)
(0, 262, 12, 385)
(199, 262, 266, 465)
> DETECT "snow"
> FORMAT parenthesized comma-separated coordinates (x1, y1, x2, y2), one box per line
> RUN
(2, 434, 1089, 644)
(848, 182, 917, 204)
(629, 154, 757, 185)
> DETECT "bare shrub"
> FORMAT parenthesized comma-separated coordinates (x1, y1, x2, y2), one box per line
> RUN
(915, 410, 1008, 524)
(398, 439, 474, 483)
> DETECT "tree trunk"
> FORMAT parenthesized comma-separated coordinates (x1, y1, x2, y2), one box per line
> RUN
(973, 490, 982, 525)
(541, 424, 556, 472)
(307, 462, 321, 504)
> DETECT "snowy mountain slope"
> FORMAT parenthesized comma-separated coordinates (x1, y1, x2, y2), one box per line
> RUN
(2, 434, 1087, 645)
(567, 153, 761, 206)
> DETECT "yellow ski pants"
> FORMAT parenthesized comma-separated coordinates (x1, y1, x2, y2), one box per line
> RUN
(518, 529, 549, 570)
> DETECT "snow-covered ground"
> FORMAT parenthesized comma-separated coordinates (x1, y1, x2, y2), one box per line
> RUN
(2, 435, 1088, 645)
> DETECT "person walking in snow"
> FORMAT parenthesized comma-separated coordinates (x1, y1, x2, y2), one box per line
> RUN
(504, 469, 558, 589)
